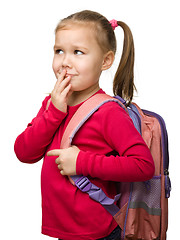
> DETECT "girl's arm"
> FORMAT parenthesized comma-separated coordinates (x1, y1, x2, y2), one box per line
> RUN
(14, 96, 67, 163)
(76, 103, 155, 182)
(14, 70, 72, 163)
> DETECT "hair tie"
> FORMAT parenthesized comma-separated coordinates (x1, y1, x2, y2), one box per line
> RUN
(109, 19, 118, 30)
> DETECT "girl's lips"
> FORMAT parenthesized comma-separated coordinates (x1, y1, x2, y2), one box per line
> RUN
(65, 73, 77, 78)
(65, 73, 72, 77)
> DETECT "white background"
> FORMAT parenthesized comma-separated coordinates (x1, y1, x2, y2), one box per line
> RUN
(0, 0, 179, 239)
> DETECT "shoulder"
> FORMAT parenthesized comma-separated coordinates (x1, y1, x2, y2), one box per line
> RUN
(94, 98, 136, 133)
(92, 91, 127, 116)
(97, 99, 129, 120)
(93, 99, 139, 151)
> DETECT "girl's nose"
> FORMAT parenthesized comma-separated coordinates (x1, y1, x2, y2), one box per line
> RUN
(62, 54, 72, 68)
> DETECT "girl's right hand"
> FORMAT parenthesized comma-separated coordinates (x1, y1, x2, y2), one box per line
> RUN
(51, 69, 72, 113)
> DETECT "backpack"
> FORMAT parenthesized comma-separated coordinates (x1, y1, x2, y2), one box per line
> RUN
(60, 93, 171, 240)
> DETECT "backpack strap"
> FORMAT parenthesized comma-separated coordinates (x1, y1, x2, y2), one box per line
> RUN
(60, 93, 128, 217)
(60, 93, 127, 148)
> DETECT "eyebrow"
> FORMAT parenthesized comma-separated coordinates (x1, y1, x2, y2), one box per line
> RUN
(53, 45, 61, 50)
(53, 44, 88, 51)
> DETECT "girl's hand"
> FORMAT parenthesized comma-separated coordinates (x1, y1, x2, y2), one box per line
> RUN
(51, 69, 72, 113)
(47, 146, 80, 176)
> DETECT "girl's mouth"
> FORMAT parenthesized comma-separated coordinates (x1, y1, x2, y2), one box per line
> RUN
(65, 73, 77, 78)
(65, 73, 72, 77)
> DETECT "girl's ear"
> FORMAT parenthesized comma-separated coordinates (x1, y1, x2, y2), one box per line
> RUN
(101, 51, 115, 71)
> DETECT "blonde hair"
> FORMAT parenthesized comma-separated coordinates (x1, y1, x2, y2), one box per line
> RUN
(55, 10, 135, 105)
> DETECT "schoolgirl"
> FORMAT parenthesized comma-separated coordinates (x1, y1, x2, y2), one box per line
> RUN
(14, 10, 154, 240)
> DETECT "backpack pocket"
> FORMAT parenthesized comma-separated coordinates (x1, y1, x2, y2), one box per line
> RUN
(125, 176, 161, 240)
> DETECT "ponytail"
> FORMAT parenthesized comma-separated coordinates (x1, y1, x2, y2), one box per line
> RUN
(113, 21, 136, 105)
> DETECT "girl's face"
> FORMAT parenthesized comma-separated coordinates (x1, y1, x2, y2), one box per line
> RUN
(52, 25, 109, 93)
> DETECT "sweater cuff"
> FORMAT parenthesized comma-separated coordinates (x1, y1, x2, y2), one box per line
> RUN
(48, 100, 67, 120)
(76, 150, 87, 176)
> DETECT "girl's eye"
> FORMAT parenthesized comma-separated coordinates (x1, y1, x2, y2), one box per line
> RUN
(74, 50, 83, 55)
(56, 49, 64, 54)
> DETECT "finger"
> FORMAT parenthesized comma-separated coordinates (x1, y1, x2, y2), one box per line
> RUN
(53, 70, 67, 92)
(60, 170, 65, 175)
(57, 164, 62, 170)
(57, 69, 67, 81)
(58, 76, 71, 91)
(54, 70, 66, 88)
(53, 76, 71, 95)
(55, 157, 61, 164)
(61, 83, 72, 99)
(57, 69, 66, 79)
(47, 149, 61, 156)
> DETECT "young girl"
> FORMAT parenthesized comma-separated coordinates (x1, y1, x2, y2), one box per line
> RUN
(14, 10, 155, 240)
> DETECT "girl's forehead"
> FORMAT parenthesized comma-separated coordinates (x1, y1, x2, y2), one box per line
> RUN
(56, 21, 95, 31)
(55, 25, 98, 46)
(56, 23, 93, 35)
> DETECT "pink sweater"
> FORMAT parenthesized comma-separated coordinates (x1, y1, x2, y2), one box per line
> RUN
(14, 89, 154, 239)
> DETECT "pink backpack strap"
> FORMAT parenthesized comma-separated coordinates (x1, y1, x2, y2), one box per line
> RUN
(59, 93, 128, 219)
(60, 93, 127, 149)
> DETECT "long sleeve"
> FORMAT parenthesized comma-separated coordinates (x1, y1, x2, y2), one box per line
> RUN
(76, 102, 155, 182)
(14, 96, 67, 163)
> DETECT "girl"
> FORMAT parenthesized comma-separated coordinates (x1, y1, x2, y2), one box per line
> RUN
(14, 10, 155, 240)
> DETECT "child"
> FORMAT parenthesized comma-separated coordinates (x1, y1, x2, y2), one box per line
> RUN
(14, 10, 155, 240)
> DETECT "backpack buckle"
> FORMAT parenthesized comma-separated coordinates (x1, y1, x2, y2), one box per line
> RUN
(75, 176, 92, 192)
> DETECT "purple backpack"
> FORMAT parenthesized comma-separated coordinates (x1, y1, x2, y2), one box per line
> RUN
(60, 93, 171, 240)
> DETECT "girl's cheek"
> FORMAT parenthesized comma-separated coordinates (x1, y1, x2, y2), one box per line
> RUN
(52, 56, 61, 72)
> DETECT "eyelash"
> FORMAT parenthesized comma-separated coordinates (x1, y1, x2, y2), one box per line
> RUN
(74, 50, 84, 55)
(55, 49, 84, 55)
(55, 49, 63, 54)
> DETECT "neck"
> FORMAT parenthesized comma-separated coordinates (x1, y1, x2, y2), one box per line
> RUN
(68, 84, 100, 106)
